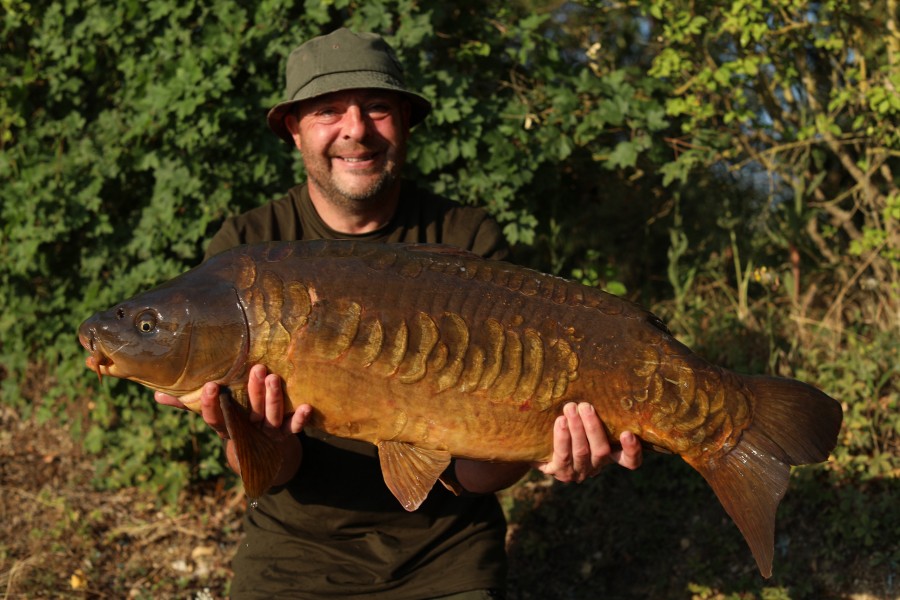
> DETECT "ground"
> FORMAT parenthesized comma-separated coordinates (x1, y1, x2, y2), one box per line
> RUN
(0, 403, 239, 598)
(1, 402, 897, 599)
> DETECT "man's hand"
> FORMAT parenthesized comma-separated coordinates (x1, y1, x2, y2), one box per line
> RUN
(456, 401, 642, 494)
(154, 365, 311, 486)
(154, 365, 310, 437)
(533, 402, 642, 483)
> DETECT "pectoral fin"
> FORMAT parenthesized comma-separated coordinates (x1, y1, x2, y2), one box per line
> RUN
(219, 389, 285, 498)
(377, 441, 452, 511)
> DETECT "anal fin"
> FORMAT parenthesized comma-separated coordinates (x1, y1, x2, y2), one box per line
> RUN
(219, 389, 285, 498)
(377, 441, 452, 511)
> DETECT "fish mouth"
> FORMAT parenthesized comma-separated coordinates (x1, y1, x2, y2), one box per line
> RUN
(79, 328, 114, 381)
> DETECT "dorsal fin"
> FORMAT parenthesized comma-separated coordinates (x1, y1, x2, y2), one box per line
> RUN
(404, 244, 483, 260)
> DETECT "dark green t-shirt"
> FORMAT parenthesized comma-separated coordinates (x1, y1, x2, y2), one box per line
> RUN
(208, 182, 511, 599)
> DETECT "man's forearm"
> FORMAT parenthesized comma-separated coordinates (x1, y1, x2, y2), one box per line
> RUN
(454, 459, 530, 494)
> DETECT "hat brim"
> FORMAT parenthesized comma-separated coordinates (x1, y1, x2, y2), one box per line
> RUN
(266, 74, 432, 143)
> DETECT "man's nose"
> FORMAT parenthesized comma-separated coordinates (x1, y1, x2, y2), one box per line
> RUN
(342, 105, 368, 140)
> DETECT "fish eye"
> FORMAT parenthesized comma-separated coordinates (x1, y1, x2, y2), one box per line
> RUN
(135, 311, 157, 334)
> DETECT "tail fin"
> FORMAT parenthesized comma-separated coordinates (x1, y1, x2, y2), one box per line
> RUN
(687, 375, 842, 578)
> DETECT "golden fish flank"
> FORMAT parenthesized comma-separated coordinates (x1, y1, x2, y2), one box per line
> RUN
(77, 239, 843, 579)
(288, 296, 573, 411)
(237, 258, 582, 412)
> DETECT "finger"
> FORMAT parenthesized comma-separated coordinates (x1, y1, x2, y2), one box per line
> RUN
(154, 391, 187, 409)
(578, 402, 611, 473)
(264, 373, 284, 429)
(566, 402, 592, 481)
(285, 404, 313, 435)
(199, 382, 228, 438)
(536, 414, 574, 482)
(247, 364, 267, 422)
(614, 431, 643, 470)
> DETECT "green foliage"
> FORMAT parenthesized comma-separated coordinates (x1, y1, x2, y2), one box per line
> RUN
(634, 0, 900, 481)
(641, 0, 900, 319)
(1, 0, 306, 491)
(796, 329, 900, 481)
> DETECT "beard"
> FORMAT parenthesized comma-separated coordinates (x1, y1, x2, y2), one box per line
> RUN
(302, 142, 406, 214)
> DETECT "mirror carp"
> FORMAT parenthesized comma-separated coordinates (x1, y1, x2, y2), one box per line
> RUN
(78, 240, 842, 577)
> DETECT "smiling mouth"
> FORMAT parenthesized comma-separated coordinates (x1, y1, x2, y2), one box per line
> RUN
(331, 144, 384, 162)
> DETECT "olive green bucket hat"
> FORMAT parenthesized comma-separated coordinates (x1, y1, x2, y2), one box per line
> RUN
(266, 28, 432, 143)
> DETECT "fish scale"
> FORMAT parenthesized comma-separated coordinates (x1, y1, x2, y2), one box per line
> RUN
(78, 239, 843, 578)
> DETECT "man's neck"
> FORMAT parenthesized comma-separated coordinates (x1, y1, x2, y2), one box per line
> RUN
(307, 184, 401, 235)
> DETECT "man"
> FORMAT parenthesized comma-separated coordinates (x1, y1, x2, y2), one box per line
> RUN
(156, 28, 642, 599)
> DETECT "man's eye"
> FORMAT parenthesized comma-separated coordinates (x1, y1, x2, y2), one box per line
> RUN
(367, 103, 391, 116)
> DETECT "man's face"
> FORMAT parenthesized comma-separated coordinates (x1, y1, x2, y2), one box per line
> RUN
(286, 89, 412, 210)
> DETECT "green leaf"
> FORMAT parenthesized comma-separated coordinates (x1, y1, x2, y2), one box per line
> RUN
(607, 140, 638, 169)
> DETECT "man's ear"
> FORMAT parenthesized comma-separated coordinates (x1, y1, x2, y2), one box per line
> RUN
(284, 112, 302, 150)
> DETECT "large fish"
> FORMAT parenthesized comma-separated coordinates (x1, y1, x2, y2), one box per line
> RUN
(78, 240, 841, 577)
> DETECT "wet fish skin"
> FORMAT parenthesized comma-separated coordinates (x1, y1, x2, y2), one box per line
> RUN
(78, 240, 843, 578)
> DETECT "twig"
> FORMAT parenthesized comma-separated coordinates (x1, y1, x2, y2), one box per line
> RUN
(821, 240, 888, 328)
